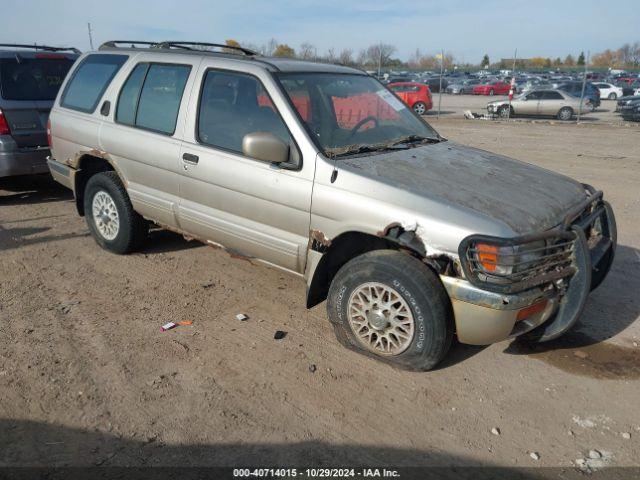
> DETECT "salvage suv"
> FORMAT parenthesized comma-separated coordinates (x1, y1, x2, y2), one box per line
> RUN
(47, 41, 616, 370)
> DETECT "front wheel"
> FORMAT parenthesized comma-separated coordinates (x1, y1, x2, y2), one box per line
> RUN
(327, 250, 453, 371)
(558, 107, 573, 121)
(412, 101, 427, 115)
(84, 171, 148, 254)
(497, 105, 512, 118)
(488, 89, 495, 96)
(608, 92, 617, 100)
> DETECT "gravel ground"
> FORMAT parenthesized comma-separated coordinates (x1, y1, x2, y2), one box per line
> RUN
(1, 118, 639, 473)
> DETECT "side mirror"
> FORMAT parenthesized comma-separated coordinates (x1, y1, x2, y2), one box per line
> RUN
(242, 132, 289, 164)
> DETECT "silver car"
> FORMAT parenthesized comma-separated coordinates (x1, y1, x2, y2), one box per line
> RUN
(487, 89, 592, 120)
(47, 41, 616, 370)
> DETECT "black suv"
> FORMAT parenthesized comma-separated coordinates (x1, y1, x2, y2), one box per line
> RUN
(0, 44, 79, 177)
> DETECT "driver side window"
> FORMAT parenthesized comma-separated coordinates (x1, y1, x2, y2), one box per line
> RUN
(197, 70, 292, 154)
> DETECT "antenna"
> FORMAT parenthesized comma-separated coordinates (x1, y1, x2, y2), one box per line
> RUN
(87, 22, 94, 50)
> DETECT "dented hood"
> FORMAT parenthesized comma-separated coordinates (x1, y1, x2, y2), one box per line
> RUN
(339, 141, 587, 235)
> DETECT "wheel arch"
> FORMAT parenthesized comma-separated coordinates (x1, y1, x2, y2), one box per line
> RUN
(73, 154, 118, 216)
(305, 227, 451, 309)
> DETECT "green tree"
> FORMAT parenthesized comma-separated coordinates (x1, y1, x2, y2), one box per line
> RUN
(577, 51, 585, 66)
(481, 54, 490, 68)
(564, 54, 575, 66)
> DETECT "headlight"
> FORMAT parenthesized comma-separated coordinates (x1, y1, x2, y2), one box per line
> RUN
(471, 241, 546, 281)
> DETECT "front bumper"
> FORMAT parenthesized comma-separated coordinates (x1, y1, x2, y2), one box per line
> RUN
(0, 146, 50, 177)
(444, 192, 616, 345)
(441, 275, 559, 344)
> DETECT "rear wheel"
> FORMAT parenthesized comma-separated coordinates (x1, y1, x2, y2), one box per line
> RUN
(489, 89, 495, 96)
(84, 171, 148, 254)
(327, 250, 453, 371)
(558, 107, 573, 121)
(608, 92, 617, 100)
(413, 101, 427, 115)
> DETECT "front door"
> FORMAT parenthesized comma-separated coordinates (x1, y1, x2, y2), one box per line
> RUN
(177, 66, 313, 273)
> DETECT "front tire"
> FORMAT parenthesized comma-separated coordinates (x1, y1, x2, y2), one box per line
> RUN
(558, 107, 573, 121)
(84, 171, 148, 254)
(497, 105, 512, 118)
(412, 101, 427, 115)
(327, 250, 453, 371)
(489, 89, 495, 96)
(608, 92, 617, 100)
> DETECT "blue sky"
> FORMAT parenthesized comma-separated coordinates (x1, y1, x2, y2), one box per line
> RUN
(4, 0, 639, 62)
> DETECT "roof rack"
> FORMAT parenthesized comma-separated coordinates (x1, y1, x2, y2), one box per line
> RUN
(99, 40, 159, 50)
(0, 43, 80, 54)
(153, 42, 257, 56)
(98, 40, 258, 56)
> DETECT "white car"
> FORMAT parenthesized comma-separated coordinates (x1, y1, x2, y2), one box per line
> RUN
(593, 82, 624, 100)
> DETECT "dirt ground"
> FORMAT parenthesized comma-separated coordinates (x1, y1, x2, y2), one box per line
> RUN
(1, 118, 639, 473)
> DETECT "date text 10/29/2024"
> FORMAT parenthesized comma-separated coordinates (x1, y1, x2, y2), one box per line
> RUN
(233, 468, 400, 478)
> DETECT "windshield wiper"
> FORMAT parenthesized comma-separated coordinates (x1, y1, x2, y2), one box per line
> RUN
(387, 134, 441, 147)
(328, 142, 408, 158)
(327, 135, 441, 158)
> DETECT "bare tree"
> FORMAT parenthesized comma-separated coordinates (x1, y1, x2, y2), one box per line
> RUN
(338, 48, 354, 66)
(325, 47, 337, 63)
(299, 42, 316, 61)
(364, 43, 397, 67)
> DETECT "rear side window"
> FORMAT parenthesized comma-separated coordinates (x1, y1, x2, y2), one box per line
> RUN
(61, 54, 127, 113)
(197, 70, 291, 153)
(542, 91, 563, 100)
(0, 56, 74, 101)
(116, 63, 191, 135)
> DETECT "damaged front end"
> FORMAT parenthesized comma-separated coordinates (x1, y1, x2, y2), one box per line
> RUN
(451, 188, 616, 344)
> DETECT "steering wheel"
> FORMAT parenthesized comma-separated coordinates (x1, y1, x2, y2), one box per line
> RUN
(347, 116, 379, 140)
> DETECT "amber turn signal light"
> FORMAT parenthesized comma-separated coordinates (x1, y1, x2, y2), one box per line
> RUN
(516, 300, 548, 322)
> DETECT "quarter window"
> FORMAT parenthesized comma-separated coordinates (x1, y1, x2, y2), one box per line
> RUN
(61, 54, 127, 113)
(197, 70, 292, 154)
(115, 63, 191, 135)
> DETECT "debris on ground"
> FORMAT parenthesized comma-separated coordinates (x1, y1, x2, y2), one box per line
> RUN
(201, 281, 215, 289)
(309, 364, 317, 373)
(491, 427, 501, 436)
(235, 313, 249, 321)
(160, 321, 193, 332)
(575, 450, 613, 472)
(621, 432, 631, 440)
(529, 452, 540, 461)
(464, 110, 493, 120)
(274, 330, 287, 340)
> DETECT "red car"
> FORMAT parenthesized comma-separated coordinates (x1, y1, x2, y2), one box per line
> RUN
(473, 81, 511, 96)
(387, 82, 433, 114)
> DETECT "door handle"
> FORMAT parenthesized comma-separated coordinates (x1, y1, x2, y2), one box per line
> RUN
(182, 153, 199, 164)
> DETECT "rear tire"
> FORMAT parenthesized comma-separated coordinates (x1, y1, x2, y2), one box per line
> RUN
(327, 250, 453, 371)
(83, 171, 148, 254)
(558, 107, 573, 121)
(608, 92, 617, 100)
(412, 101, 427, 115)
(489, 89, 495, 96)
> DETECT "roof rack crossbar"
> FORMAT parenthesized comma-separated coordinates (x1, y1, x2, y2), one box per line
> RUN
(153, 41, 257, 56)
(99, 41, 159, 50)
(0, 44, 80, 54)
